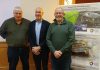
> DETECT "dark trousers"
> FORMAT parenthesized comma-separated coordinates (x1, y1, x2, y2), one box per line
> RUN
(51, 51, 71, 70)
(7, 47, 29, 70)
(33, 51, 49, 70)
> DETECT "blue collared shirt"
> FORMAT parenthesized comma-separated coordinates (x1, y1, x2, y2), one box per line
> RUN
(35, 21, 42, 45)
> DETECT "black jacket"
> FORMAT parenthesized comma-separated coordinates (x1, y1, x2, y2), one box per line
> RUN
(28, 19, 50, 52)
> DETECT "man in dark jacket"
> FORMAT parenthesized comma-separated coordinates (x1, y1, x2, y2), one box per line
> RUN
(0, 6, 30, 70)
(28, 7, 50, 70)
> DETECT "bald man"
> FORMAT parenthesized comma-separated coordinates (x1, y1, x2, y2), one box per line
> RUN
(0, 6, 30, 70)
(28, 7, 50, 70)
(46, 7, 75, 70)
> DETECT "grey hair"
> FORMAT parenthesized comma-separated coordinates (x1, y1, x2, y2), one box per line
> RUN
(55, 7, 64, 13)
(13, 6, 22, 13)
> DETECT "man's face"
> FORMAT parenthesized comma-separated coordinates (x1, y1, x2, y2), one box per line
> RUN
(13, 10, 22, 21)
(54, 8, 64, 22)
(35, 9, 43, 21)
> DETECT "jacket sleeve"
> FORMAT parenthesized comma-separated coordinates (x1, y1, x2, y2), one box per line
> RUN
(46, 24, 55, 53)
(28, 22, 35, 48)
(60, 23, 75, 53)
(0, 20, 7, 39)
(39, 22, 50, 48)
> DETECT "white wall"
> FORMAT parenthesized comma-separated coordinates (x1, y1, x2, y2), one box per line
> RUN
(0, 0, 59, 41)
(0, 0, 20, 42)
(21, 0, 59, 22)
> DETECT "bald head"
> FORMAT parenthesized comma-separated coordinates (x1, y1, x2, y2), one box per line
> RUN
(35, 7, 43, 13)
(35, 7, 44, 21)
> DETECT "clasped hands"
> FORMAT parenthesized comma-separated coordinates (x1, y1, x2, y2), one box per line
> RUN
(32, 46, 41, 55)
(54, 50, 62, 59)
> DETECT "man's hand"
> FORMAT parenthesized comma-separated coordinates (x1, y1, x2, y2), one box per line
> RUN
(58, 50, 62, 55)
(54, 50, 62, 59)
(32, 46, 41, 55)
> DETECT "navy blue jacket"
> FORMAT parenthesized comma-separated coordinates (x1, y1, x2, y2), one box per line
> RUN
(28, 19, 50, 52)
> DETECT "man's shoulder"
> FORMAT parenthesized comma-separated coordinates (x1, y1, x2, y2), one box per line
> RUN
(64, 19, 73, 26)
(29, 20, 36, 27)
(42, 19, 50, 24)
(51, 22, 56, 26)
(2, 17, 14, 26)
(4, 17, 14, 22)
(23, 18, 31, 23)
(48, 23, 55, 29)
(31, 20, 36, 23)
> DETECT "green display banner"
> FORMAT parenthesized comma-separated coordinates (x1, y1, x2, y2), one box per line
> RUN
(64, 10, 79, 24)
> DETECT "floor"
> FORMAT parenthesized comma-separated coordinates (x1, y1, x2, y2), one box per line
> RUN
(0, 43, 52, 70)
